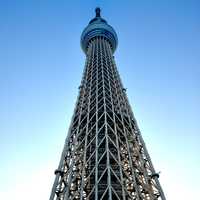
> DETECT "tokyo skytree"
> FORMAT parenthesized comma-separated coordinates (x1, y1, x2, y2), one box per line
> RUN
(49, 8, 166, 200)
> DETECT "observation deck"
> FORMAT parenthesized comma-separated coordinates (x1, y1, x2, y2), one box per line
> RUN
(81, 8, 118, 54)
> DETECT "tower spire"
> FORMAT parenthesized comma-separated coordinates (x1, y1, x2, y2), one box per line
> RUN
(95, 7, 101, 17)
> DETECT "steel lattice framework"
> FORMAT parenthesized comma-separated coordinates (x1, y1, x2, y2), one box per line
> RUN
(50, 8, 166, 200)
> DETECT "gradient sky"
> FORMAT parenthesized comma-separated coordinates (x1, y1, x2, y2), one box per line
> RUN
(0, 0, 199, 199)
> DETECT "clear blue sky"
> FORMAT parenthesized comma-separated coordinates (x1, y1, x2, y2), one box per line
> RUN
(0, 0, 199, 199)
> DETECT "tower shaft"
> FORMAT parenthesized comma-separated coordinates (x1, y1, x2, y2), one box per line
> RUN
(50, 9, 165, 200)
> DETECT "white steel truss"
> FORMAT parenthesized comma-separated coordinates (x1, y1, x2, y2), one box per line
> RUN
(49, 36, 166, 200)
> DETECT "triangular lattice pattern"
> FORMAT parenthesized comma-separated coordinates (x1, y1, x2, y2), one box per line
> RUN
(50, 37, 166, 200)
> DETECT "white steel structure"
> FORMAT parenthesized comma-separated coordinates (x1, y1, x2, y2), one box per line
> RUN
(50, 8, 166, 200)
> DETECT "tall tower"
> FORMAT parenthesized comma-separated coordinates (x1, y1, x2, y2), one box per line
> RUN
(50, 8, 166, 200)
